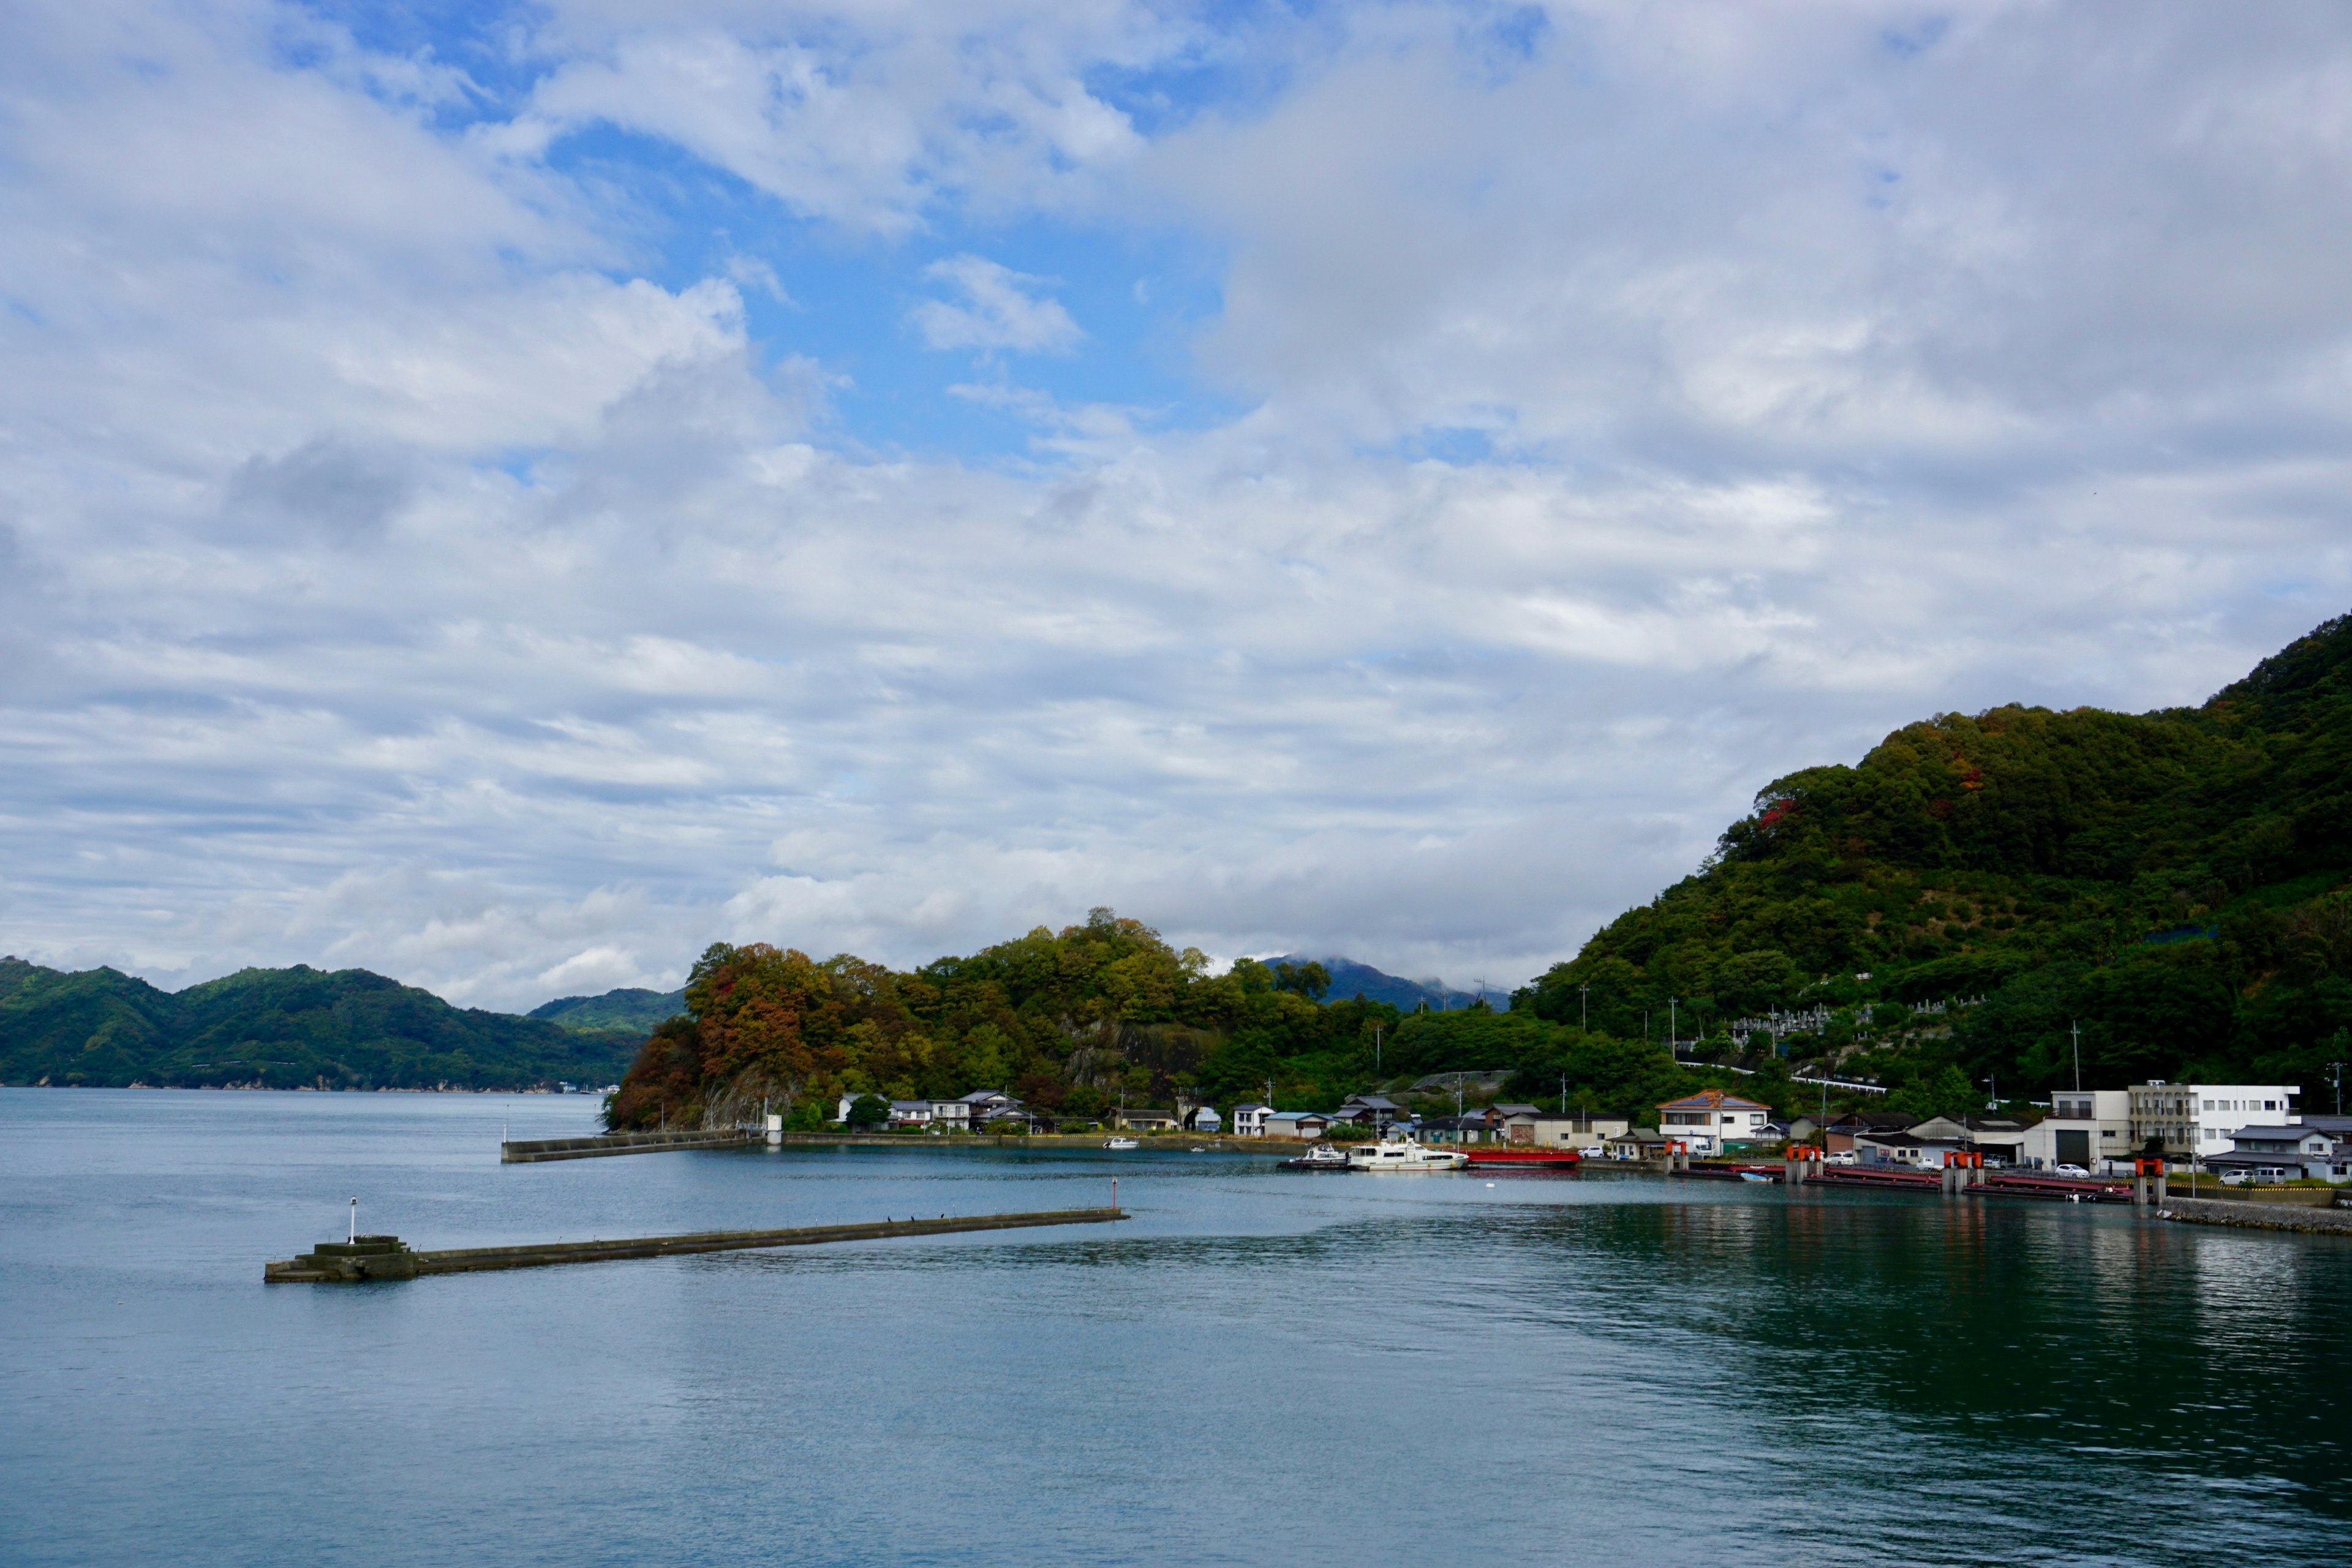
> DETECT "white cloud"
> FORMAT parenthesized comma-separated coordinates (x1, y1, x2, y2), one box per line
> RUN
(1, 0, 2349, 1010)
(910, 255, 1084, 354)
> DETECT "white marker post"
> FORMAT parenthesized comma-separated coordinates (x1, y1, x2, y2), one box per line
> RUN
(348, 1196, 358, 1243)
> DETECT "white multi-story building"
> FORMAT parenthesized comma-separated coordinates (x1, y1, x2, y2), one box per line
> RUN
(2129, 1082, 2300, 1159)
(1231, 1102, 1272, 1136)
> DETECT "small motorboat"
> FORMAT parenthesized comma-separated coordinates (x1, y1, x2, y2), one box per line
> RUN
(1103, 1137, 1140, 1150)
(1738, 1169, 1774, 1183)
(1189, 1145, 1206, 1153)
(1280, 1143, 1351, 1171)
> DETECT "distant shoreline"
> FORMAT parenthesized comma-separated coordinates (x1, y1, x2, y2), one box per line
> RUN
(3, 1082, 605, 1095)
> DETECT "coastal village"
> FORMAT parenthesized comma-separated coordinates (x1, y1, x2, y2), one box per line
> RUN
(844, 1080, 2352, 1186)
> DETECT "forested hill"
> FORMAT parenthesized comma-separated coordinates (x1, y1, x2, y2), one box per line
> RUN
(0, 960, 642, 1090)
(1520, 612, 2352, 1096)
(528, 986, 686, 1035)
(606, 918, 1395, 1131)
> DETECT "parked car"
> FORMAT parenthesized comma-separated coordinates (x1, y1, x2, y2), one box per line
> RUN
(2052, 1163, 2090, 1178)
(2218, 1170, 2249, 1185)
(1824, 1150, 1856, 1166)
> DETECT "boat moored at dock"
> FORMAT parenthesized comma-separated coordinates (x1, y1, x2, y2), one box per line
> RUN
(1346, 1135, 1468, 1172)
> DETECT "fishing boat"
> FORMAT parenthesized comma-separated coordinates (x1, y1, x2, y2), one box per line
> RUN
(1279, 1143, 1351, 1171)
(1103, 1137, 1140, 1151)
(1346, 1135, 1468, 1172)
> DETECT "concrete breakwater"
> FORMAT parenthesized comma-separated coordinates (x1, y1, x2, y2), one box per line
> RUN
(2162, 1197, 2352, 1236)
(265, 1207, 1126, 1282)
(500, 1128, 754, 1162)
(503, 1129, 1278, 1161)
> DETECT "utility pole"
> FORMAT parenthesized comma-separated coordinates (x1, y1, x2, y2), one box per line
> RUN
(2070, 1020, 2082, 1093)
(1985, 1074, 1998, 1112)
(1559, 1074, 1568, 1115)
(1579, 982, 1589, 1032)
(1374, 1023, 1382, 1077)
(1669, 997, 1678, 1054)
(2329, 1061, 2345, 1116)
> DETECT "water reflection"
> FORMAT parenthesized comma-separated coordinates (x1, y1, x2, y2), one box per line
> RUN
(3, 1092, 2347, 1568)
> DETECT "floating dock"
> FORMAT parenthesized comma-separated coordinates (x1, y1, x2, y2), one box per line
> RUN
(265, 1207, 1126, 1282)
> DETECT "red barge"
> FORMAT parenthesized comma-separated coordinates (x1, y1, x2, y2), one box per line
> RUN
(1460, 1147, 1583, 1169)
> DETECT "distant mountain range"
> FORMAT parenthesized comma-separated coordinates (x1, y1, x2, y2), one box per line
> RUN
(0, 960, 644, 1091)
(1259, 956, 1513, 1012)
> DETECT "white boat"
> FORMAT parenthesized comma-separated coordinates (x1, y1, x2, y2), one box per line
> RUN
(1103, 1137, 1140, 1150)
(1346, 1135, 1468, 1172)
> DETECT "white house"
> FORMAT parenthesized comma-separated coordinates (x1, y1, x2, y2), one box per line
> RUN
(1185, 1105, 1223, 1133)
(886, 1099, 933, 1126)
(959, 1089, 1020, 1120)
(1232, 1102, 1272, 1136)
(1656, 1090, 1773, 1155)
(927, 1099, 971, 1129)
(2130, 1082, 2301, 1159)
(2206, 1124, 2337, 1182)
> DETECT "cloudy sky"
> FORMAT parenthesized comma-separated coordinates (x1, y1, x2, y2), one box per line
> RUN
(2, 1, 2348, 1009)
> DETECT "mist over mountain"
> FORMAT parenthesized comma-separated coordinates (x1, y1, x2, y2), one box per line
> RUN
(1257, 957, 1512, 1013)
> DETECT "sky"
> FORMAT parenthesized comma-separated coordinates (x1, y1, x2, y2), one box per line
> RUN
(2, 0, 2350, 1010)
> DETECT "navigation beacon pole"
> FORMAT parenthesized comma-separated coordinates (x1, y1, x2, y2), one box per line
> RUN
(349, 1197, 358, 1244)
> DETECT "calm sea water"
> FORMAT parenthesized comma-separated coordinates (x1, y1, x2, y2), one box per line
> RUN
(2, 1090, 2345, 1567)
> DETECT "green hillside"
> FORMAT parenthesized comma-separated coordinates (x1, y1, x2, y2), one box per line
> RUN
(527, 986, 686, 1035)
(1517, 612, 2352, 1108)
(606, 920, 1395, 1130)
(0, 960, 641, 1090)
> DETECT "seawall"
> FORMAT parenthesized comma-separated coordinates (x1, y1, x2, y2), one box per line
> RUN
(2162, 1197, 2352, 1235)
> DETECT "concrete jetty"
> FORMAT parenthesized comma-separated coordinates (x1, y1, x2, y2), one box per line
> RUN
(500, 1129, 755, 1162)
(265, 1207, 1126, 1282)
